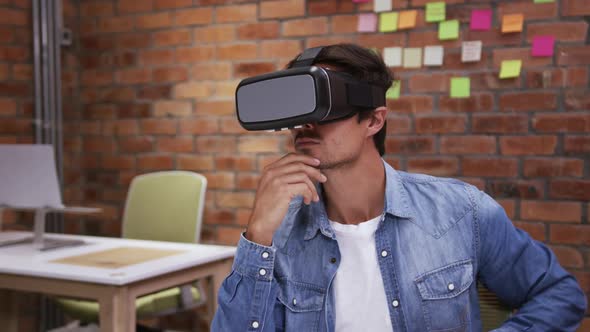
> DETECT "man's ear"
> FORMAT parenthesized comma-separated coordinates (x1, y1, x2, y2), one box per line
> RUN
(366, 106, 387, 137)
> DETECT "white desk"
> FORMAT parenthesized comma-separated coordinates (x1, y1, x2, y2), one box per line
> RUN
(0, 231, 236, 332)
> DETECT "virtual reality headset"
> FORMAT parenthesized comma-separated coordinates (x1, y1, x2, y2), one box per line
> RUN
(235, 46, 387, 131)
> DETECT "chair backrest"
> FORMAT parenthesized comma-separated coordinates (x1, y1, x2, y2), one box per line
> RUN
(478, 282, 513, 330)
(122, 171, 207, 244)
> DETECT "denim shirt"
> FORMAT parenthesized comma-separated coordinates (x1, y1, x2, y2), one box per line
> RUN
(212, 161, 586, 332)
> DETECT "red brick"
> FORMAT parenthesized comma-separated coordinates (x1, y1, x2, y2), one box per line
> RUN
(387, 96, 433, 114)
(407, 157, 459, 176)
(498, 1, 557, 20)
(283, 18, 328, 37)
(116, 68, 152, 84)
(488, 180, 544, 199)
(408, 73, 451, 93)
(80, 1, 114, 16)
(550, 225, 590, 245)
(550, 180, 590, 201)
(439, 94, 494, 113)
(174, 8, 213, 26)
(463, 28, 521, 47)
(524, 158, 584, 178)
(500, 136, 557, 156)
(116, 103, 151, 118)
(216, 192, 255, 209)
(137, 86, 171, 100)
(103, 120, 139, 136)
(472, 114, 527, 134)
(139, 49, 175, 65)
(237, 173, 260, 190)
(140, 119, 177, 135)
(11, 64, 30, 81)
(137, 155, 174, 170)
(497, 199, 516, 219)
(215, 155, 257, 171)
(98, 17, 134, 33)
(195, 25, 235, 43)
(175, 46, 215, 63)
(533, 113, 590, 133)
(522, 201, 581, 223)
(526, 67, 589, 89)
(549, 246, 584, 269)
(237, 22, 279, 40)
(238, 136, 283, 153)
(0, 82, 30, 97)
(196, 100, 236, 116)
(564, 136, 590, 154)
(234, 62, 275, 77)
(385, 136, 435, 154)
(500, 92, 557, 112)
(308, 0, 354, 15)
(153, 67, 188, 83)
(0, 119, 30, 135)
(196, 137, 237, 153)
(514, 222, 546, 242)
(470, 72, 521, 90)
(386, 115, 412, 134)
(411, 0, 463, 5)
(118, 137, 154, 153)
(135, 13, 173, 30)
(558, 46, 590, 66)
(565, 89, 590, 111)
(154, 100, 192, 117)
(216, 4, 257, 23)
(177, 155, 215, 171)
(203, 172, 235, 190)
(331, 15, 358, 34)
(156, 137, 194, 153)
(527, 22, 588, 43)
(562, 0, 590, 16)
(152, 29, 192, 47)
(442, 51, 489, 71)
(117, 0, 153, 13)
(406, 30, 460, 48)
(115, 32, 151, 49)
(259, 40, 302, 59)
(102, 155, 135, 170)
(179, 118, 219, 134)
(83, 104, 117, 120)
(0, 46, 29, 61)
(415, 115, 466, 134)
(260, 0, 305, 19)
(154, 0, 192, 9)
(441, 136, 496, 155)
(217, 44, 258, 61)
(0, 98, 17, 116)
(191, 63, 232, 81)
(0, 27, 14, 43)
(360, 33, 406, 49)
(306, 36, 356, 49)
(493, 48, 552, 69)
(216, 227, 244, 245)
(0, 8, 28, 26)
(462, 158, 518, 177)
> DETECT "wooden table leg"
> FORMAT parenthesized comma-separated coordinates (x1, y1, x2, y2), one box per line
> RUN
(0, 289, 17, 332)
(99, 287, 135, 332)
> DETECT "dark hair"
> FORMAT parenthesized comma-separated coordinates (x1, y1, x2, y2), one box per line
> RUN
(286, 43, 393, 156)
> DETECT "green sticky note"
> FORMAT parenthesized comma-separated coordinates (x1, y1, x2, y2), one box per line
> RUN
(379, 12, 399, 32)
(386, 80, 401, 99)
(450, 77, 470, 98)
(534, 0, 554, 3)
(499, 60, 522, 79)
(439, 20, 459, 40)
(426, 2, 446, 22)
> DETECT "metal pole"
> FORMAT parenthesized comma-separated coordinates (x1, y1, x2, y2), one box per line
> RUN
(32, 0, 42, 142)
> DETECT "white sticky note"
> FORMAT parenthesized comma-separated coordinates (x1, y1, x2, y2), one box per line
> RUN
(403, 48, 422, 68)
(423, 45, 444, 66)
(383, 47, 402, 67)
(461, 41, 482, 62)
(374, 0, 392, 13)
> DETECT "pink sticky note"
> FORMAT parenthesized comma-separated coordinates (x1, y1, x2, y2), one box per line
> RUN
(532, 35, 555, 57)
(357, 13, 377, 32)
(470, 9, 492, 31)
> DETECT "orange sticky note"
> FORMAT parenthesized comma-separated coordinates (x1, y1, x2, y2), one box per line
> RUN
(398, 10, 417, 30)
(502, 14, 523, 33)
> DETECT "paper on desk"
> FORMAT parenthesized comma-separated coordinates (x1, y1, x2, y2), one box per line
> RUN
(358, 13, 378, 32)
(379, 12, 399, 32)
(439, 20, 459, 40)
(450, 77, 470, 98)
(403, 47, 422, 68)
(426, 2, 445, 22)
(499, 60, 522, 79)
(383, 47, 402, 67)
(531, 35, 555, 57)
(374, 0, 392, 13)
(398, 10, 417, 30)
(461, 41, 482, 62)
(502, 14, 523, 33)
(386, 80, 401, 99)
(424, 45, 444, 66)
(470, 9, 492, 31)
(52, 247, 187, 269)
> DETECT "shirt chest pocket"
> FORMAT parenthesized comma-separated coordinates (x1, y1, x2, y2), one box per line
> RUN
(277, 280, 325, 332)
(415, 259, 474, 332)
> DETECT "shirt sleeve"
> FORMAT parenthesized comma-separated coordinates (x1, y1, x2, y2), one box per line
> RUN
(476, 190, 587, 331)
(211, 233, 281, 331)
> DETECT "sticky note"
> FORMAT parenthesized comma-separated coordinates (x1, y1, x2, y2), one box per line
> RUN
(534, 0, 554, 3)
(439, 20, 459, 40)
(499, 60, 522, 79)
(426, 2, 446, 23)
(531, 35, 555, 57)
(374, 0, 392, 13)
(424, 45, 444, 66)
(386, 80, 401, 99)
(379, 12, 399, 32)
(461, 41, 482, 62)
(398, 10, 417, 30)
(502, 14, 523, 33)
(357, 13, 377, 32)
(383, 47, 402, 67)
(450, 77, 470, 98)
(470, 9, 492, 31)
(403, 48, 422, 68)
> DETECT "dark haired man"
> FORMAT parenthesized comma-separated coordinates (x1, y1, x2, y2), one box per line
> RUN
(212, 44, 586, 331)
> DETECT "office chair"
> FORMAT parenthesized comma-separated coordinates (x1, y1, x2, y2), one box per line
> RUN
(478, 282, 513, 330)
(56, 171, 208, 329)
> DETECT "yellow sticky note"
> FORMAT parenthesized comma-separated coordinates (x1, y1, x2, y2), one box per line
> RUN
(398, 10, 417, 30)
(499, 60, 522, 79)
(502, 14, 523, 33)
(379, 12, 399, 32)
(403, 47, 422, 68)
(439, 20, 459, 40)
(450, 77, 470, 98)
(426, 2, 446, 22)
(386, 80, 401, 99)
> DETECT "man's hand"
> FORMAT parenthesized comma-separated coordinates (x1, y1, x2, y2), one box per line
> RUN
(245, 153, 327, 246)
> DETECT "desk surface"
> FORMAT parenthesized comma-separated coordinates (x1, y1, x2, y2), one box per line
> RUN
(0, 231, 236, 286)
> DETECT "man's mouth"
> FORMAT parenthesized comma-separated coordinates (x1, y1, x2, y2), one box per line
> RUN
(295, 138, 320, 147)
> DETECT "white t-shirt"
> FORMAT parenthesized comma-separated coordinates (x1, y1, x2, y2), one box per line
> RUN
(329, 214, 393, 331)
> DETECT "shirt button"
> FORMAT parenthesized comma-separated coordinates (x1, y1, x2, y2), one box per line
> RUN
(252, 321, 259, 328)
(261, 251, 270, 259)
(259, 268, 267, 276)
(330, 257, 337, 264)
(292, 298, 297, 306)
(381, 250, 388, 257)
(392, 300, 399, 307)
(448, 283, 455, 291)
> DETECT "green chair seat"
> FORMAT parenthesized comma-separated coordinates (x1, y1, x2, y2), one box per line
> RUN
(56, 285, 202, 322)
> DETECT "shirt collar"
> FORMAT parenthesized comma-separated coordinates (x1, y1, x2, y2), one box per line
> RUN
(304, 159, 415, 241)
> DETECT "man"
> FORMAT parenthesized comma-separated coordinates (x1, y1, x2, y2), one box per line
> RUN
(212, 44, 586, 331)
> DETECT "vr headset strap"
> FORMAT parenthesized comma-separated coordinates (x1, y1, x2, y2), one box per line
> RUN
(346, 83, 386, 108)
(292, 47, 324, 67)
